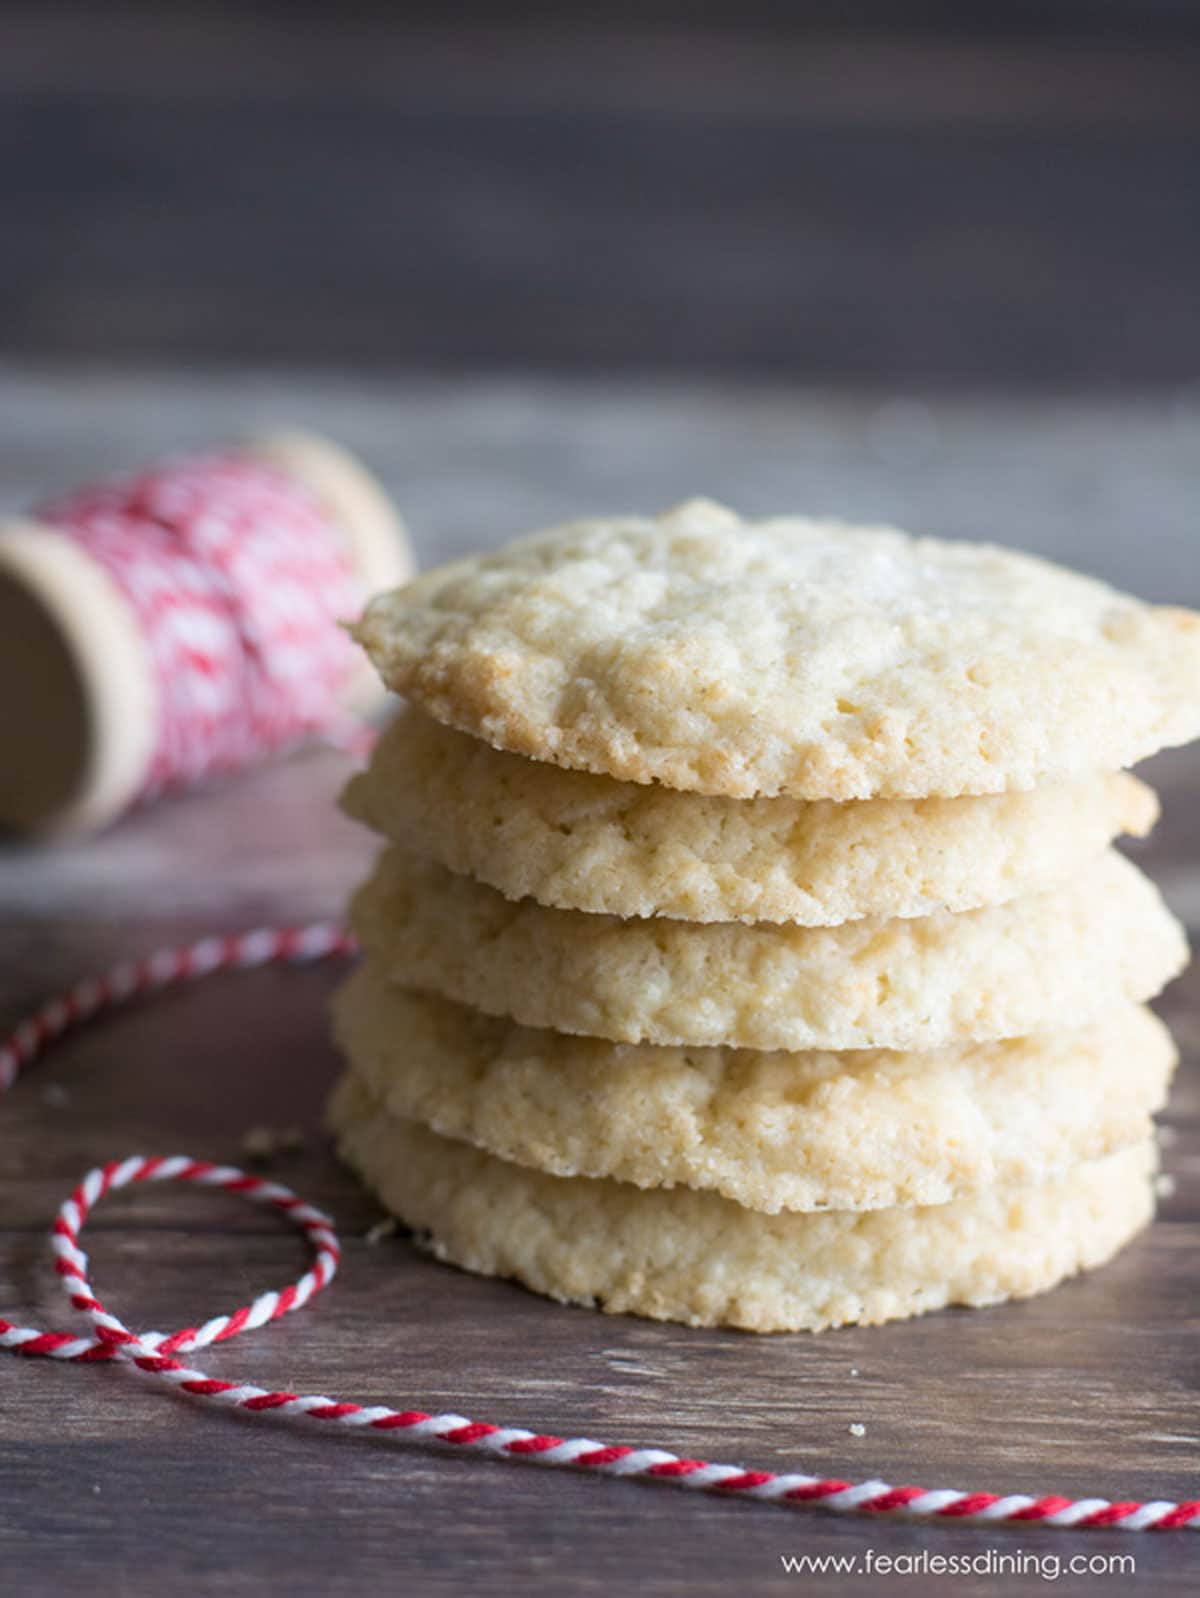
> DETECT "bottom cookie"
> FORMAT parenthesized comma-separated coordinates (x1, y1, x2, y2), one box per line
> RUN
(329, 1072, 1157, 1333)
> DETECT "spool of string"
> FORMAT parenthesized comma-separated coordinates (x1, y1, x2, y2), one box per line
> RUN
(0, 433, 412, 834)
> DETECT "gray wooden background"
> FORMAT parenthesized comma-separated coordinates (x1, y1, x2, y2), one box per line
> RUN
(4, 2, 1200, 388)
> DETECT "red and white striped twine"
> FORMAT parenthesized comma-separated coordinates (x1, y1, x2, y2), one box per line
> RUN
(1, 925, 1196, 1532)
(35, 451, 365, 802)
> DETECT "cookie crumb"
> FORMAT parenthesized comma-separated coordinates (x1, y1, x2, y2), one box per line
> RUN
(365, 1215, 398, 1246)
(1156, 1173, 1178, 1200)
(241, 1125, 306, 1166)
(848, 1423, 866, 1438)
(849, 1367, 859, 1377)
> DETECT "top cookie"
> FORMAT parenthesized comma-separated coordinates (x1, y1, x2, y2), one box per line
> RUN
(354, 498, 1200, 799)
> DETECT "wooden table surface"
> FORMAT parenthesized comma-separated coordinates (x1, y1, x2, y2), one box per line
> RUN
(2, 372, 1198, 1595)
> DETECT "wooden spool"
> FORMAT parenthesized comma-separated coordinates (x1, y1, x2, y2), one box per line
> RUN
(0, 432, 413, 835)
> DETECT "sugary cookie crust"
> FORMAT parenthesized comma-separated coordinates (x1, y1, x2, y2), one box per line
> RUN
(333, 966, 1175, 1213)
(353, 499, 1200, 800)
(349, 846, 1188, 1051)
(329, 1074, 1157, 1334)
(344, 709, 1159, 924)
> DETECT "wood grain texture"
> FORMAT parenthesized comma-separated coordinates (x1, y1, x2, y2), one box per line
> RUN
(3, 4, 1200, 386)
(1, 374, 1199, 1594)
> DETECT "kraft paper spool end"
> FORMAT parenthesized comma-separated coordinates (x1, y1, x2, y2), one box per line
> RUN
(0, 523, 156, 835)
(0, 432, 413, 836)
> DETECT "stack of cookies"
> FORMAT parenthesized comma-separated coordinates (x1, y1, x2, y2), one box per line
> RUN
(329, 499, 1200, 1332)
